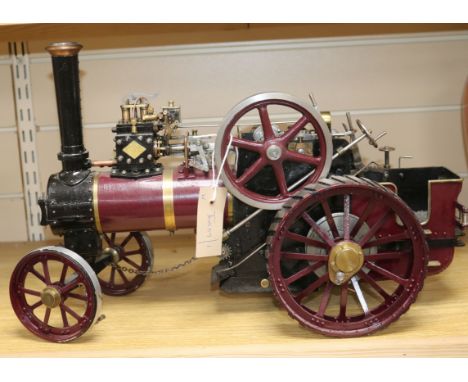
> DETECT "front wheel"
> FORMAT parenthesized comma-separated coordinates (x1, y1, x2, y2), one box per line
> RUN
(10, 246, 102, 343)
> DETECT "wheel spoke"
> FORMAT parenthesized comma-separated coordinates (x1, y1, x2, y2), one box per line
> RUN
(284, 261, 325, 286)
(235, 157, 265, 186)
(59, 264, 68, 284)
(61, 278, 80, 294)
(21, 287, 41, 297)
(294, 273, 329, 303)
(321, 200, 339, 238)
(60, 306, 69, 327)
(110, 232, 116, 244)
(120, 233, 133, 248)
(67, 292, 88, 301)
(317, 281, 333, 317)
(285, 150, 320, 167)
(30, 300, 43, 310)
(281, 115, 309, 143)
(44, 307, 51, 325)
(350, 198, 377, 238)
(365, 250, 409, 262)
(284, 231, 329, 249)
(338, 282, 349, 320)
(109, 266, 116, 285)
(358, 209, 392, 247)
(124, 249, 142, 256)
(301, 213, 335, 248)
(61, 303, 82, 321)
(42, 260, 51, 284)
(363, 231, 410, 248)
(272, 163, 289, 196)
(122, 256, 141, 269)
(357, 270, 391, 300)
(103, 233, 113, 246)
(343, 194, 351, 240)
(29, 268, 46, 284)
(364, 261, 408, 286)
(281, 251, 328, 262)
(117, 268, 130, 284)
(258, 105, 275, 140)
(231, 137, 263, 152)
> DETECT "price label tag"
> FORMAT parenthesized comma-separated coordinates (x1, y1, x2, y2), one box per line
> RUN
(195, 186, 227, 258)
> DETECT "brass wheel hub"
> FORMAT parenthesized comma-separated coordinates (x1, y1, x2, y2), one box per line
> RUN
(41, 286, 62, 308)
(328, 241, 364, 285)
(103, 247, 120, 263)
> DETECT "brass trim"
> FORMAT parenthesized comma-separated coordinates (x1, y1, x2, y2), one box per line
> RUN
(162, 168, 176, 231)
(46, 42, 82, 57)
(328, 240, 364, 285)
(92, 173, 103, 233)
(227, 192, 234, 225)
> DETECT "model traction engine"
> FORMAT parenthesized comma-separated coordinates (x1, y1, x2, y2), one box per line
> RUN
(9, 42, 468, 342)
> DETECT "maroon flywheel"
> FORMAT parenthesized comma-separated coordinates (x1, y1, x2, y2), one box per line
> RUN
(267, 176, 428, 337)
(97, 231, 153, 296)
(10, 246, 102, 343)
(214, 93, 332, 210)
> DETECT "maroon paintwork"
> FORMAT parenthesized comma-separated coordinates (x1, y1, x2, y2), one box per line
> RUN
(267, 177, 428, 337)
(97, 165, 228, 233)
(219, 98, 330, 207)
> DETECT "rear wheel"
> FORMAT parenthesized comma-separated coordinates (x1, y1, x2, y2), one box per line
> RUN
(267, 176, 428, 337)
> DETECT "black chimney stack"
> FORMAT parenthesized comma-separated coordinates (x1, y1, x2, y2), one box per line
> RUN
(46, 42, 90, 177)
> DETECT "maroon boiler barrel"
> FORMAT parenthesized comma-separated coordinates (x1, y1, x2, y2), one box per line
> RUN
(93, 165, 233, 233)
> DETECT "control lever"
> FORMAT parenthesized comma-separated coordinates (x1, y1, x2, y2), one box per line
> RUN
(356, 119, 378, 148)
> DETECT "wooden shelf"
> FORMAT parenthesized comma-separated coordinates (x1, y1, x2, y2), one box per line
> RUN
(1, 234, 468, 356)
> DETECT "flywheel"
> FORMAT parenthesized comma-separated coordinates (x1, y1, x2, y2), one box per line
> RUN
(214, 93, 332, 210)
(267, 175, 428, 337)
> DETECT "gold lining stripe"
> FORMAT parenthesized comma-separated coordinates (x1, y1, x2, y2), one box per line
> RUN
(92, 173, 103, 233)
(227, 192, 234, 226)
(162, 168, 176, 231)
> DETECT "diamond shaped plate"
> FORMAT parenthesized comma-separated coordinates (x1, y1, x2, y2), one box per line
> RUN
(123, 140, 146, 159)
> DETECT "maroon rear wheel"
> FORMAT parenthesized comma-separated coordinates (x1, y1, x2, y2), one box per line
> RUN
(98, 232, 153, 296)
(10, 246, 102, 343)
(267, 176, 428, 337)
(215, 93, 332, 210)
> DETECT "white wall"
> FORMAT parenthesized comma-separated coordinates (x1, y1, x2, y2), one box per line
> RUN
(1, 32, 467, 241)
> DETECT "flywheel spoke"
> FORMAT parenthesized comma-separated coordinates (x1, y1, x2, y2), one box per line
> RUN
(272, 162, 289, 196)
(235, 157, 265, 186)
(281, 115, 309, 143)
(258, 105, 275, 140)
(231, 137, 263, 152)
(285, 151, 320, 167)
